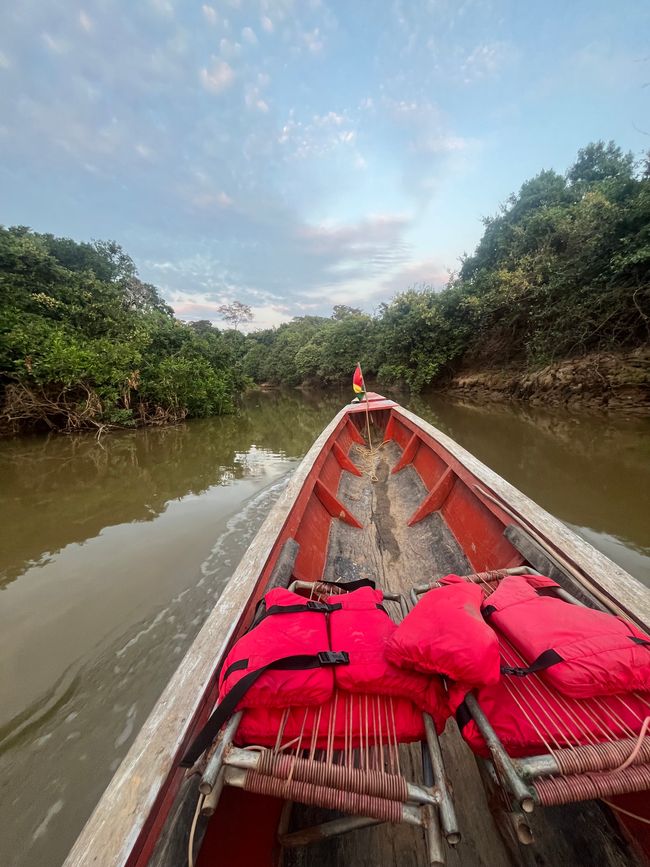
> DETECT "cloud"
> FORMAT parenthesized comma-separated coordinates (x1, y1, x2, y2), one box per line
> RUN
(219, 37, 242, 59)
(200, 59, 234, 93)
(173, 298, 292, 331)
(244, 82, 269, 113)
(380, 258, 450, 294)
(149, 0, 174, 17)
(295, 213, 412, 285)
(0, 51, 10, 70)
(41, 33, 69, 54)
(461, 41, 512, 83)
(411, 134, 471, 155)
(79, 11, 93, 32)
(201, 5, 217, 25)
(242, 26, 257, 45)
(135, 143, 153, 159)
(303, 28, 323, 54)
(261, 16, 273, 33)
(278, 110, 358, 159)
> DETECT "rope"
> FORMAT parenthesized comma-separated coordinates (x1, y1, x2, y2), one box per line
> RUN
(535, 764, 650, 806)
(187, 793, 205, 867)
(613, 718, 650, 772)
(355, 440, 379, 482)
(602, 799, 650, 826)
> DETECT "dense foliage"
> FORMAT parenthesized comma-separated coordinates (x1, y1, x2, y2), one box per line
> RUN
(241, 141, 650, 391)
(0, 228, 244, 432)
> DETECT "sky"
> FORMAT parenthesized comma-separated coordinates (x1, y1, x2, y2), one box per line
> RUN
(1, 1, 649, 330)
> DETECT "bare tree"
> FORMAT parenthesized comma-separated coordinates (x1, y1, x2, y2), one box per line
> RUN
(216, 300, 253, 330)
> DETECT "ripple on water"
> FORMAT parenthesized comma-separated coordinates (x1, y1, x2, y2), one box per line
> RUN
(114, 703, 138, 749)
(32, 799, 64, 842)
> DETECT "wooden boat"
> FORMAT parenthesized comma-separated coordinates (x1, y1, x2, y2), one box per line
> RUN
(64, 393, 650, 867)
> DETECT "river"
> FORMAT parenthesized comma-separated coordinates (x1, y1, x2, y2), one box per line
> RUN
(0, 391, 648, 867)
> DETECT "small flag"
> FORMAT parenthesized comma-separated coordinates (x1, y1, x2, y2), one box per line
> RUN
(353, 363, 365, 396)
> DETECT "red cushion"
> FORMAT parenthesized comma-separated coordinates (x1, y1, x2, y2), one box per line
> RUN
(449, 678, 650, 758)
(385, 575, 500, 687)
(236, 692, 431, 748)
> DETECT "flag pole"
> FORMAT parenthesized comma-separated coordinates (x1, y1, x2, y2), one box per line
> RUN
(358, 361, 373, 451)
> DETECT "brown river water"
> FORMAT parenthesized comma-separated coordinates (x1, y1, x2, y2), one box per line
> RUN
(0, 391, 648, 867)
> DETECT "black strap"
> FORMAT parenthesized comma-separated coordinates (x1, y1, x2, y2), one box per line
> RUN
(630, 636, 650, 648)
(501, 648, 563, 677)
(180, 651, 350, 767)
(265, 601, 342, 616)
(255, 600, 343, 624)
(251, 598, 342, 629)
(222, 658, 249, 681)
(482, 604, 496, 619)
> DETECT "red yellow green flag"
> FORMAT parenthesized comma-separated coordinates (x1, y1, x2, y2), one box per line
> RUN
(352, 363, 365, 396)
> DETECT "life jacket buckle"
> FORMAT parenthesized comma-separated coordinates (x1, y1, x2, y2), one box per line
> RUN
(501, 665, 528, 677)
(318, 651, 350, 666)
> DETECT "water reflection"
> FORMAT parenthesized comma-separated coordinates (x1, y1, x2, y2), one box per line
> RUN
(0, 389, 343, 588)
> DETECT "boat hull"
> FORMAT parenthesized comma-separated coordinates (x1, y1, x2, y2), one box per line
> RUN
(64, 395, 650, 867)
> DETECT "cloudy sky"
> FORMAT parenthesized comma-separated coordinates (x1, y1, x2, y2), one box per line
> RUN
(1, 1, 648, 329)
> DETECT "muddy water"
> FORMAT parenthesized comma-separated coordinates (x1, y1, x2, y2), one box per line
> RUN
(0, 391, 648, 867)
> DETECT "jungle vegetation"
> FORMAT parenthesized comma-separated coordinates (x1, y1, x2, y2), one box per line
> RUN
(1, 141, 648, 433)
(0, 229, 246, 432)
(241, 141, 649, 392)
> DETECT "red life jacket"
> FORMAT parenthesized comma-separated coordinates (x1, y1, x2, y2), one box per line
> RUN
(385, 575, 500, 687)
(483, 576, 650, 698)
(218, 587, 337, 709)
(236, 692, 429, 749)
(449, 680, 650, 758)
(327, 587, 448, 717)
(182, 586, 449, 766)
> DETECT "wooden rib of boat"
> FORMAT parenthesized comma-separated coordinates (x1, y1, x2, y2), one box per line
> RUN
(64, 393, 650, 867)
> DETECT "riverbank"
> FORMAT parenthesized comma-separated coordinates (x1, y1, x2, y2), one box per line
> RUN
(439, 348, 650, 415)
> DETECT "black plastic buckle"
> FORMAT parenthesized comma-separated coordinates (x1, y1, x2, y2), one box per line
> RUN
(318, 651, 350, 666)
(501, 665, 528, 677)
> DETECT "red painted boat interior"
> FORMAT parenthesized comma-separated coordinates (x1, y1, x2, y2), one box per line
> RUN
(128, 396, 647, 867)
(196, 789, 284, 867)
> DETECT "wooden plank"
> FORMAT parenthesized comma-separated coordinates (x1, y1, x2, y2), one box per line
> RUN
(383, 412, 396, 443)
(346, 418, 365, 445)
(332, 441, 362, 476)
(314, 479, 363, 528)
(266, 537, 299, 590)
(63, 407, 351, 867)
(395, 406, 650, 628)
(391, 432, 420, 474)
(407, 467, 456, 526)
